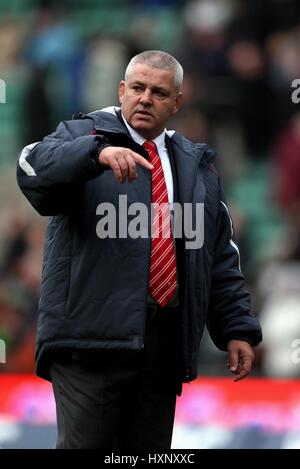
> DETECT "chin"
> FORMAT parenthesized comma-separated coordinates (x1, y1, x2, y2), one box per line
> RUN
(132, 117, 151, 126)
(132, 121, 152, 133)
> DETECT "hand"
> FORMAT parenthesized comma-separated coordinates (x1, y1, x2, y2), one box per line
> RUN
(99, 146, 153, 183)
(226, 340, 255, 382)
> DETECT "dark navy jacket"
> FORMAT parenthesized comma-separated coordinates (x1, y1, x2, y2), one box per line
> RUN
(17, 107, 262, 382)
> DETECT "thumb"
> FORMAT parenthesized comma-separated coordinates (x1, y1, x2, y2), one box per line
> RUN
(228, 349, 239, 372)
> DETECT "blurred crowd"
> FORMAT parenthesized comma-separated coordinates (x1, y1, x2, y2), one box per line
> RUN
(1, 0, 300, 378)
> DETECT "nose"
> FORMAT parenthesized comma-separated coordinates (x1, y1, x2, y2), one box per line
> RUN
(140, 89, 152, 106)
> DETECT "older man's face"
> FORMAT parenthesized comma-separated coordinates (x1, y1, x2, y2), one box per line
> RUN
(119, 63, 183, 139)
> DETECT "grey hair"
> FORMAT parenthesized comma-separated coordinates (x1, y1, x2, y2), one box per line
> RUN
(125, 50, 183, 92)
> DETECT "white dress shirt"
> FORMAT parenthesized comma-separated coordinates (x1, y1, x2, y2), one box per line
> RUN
(122, 115, 174, 205)
(122, 115, 178, 306)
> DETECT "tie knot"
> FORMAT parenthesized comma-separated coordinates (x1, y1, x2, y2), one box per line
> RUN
(143, 140, 157, 153)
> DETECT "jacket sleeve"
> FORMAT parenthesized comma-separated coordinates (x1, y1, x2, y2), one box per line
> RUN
(206, 185, 262, 351)
(16, 120, 108, 216)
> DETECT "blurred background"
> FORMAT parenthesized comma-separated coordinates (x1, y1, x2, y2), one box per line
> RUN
(1, 0, 300, 449)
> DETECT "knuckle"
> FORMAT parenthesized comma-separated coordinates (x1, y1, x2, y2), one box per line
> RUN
(115, 148, 124, 158)
(127, 157, 136, 169)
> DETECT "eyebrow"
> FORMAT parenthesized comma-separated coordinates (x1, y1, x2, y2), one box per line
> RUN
(131, 80, 169, 94)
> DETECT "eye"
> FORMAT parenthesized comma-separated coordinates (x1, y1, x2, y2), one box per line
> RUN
(155, 90, 167, 98)
(132, 85, 143, 93)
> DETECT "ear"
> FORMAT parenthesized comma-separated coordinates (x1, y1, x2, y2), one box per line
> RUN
(172, 92, 183, 115)
(119, 81, 125, 105)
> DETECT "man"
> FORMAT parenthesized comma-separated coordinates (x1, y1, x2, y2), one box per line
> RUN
(17, 50, 262, 449)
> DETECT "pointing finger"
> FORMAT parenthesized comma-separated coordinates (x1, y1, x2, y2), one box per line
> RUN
(130, 151, 154, 170)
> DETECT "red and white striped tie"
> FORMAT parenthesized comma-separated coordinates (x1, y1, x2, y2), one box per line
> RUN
(143, 140, 177, 307)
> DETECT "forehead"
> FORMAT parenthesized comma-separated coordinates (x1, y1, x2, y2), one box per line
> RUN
(126, 63, 175, 89)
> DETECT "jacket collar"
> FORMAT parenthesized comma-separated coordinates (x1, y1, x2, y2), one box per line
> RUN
(89, 106, 216, 162)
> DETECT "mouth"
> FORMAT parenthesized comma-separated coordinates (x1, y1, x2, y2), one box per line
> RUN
(134, 110, 153, 117)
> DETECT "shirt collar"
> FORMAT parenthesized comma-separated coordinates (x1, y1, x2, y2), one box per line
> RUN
(122, 114, 166, 155)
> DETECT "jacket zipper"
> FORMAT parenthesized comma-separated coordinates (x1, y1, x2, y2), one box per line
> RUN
(182, 249, 191, 381)
(181, 149, 208, 382)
